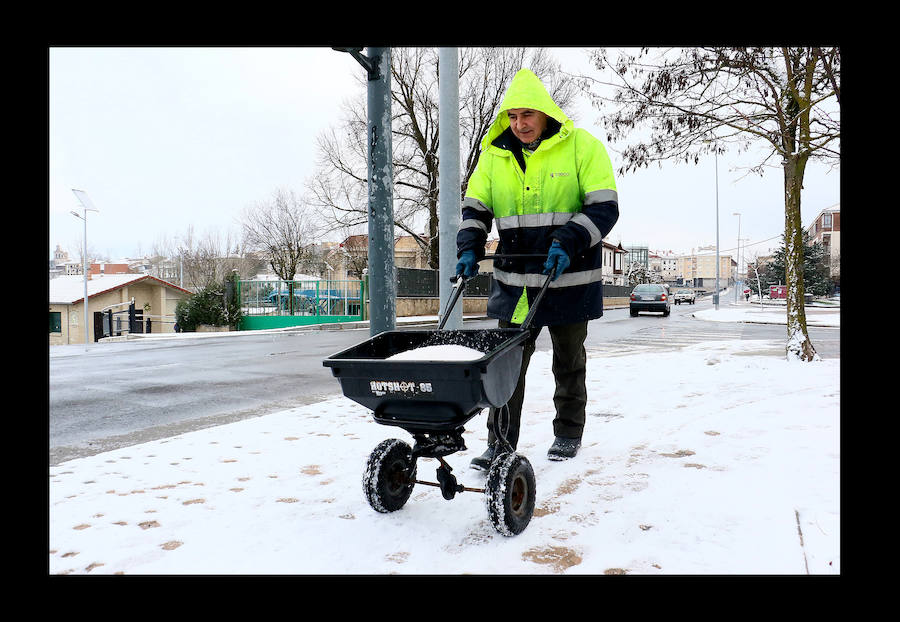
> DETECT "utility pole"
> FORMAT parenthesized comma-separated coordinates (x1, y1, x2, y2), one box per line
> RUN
(712, 147, 720, 310)
(71, 189, 99, 350)
(333, 47, 396, 336)
(733, 212, 741, 303)
(438, 47, 462, 330)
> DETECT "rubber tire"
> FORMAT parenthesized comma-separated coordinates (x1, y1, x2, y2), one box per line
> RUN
(485, 452, 536, 536)
(363, 439, 416, 513)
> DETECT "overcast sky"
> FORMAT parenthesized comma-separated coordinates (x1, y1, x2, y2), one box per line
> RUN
(48, 46, 840, 264)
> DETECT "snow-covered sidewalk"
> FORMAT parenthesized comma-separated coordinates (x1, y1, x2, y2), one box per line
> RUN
(693, 300, 840, 328)
(49, 336, 840, 575)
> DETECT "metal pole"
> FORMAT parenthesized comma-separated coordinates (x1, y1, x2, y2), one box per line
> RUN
(439, 47, 462, 330)
(714, 149, 720, 310)
(71, 189, 98, 349)
(332, 48, 395, 333)
(365, 47, 396, 336)
(83, 212, 89, 347)
(733, 212, 741, 303)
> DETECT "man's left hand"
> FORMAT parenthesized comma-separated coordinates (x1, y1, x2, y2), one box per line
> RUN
(543, 240, 570, 281)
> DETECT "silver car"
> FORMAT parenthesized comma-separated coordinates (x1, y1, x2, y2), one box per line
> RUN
(629, 284, 671, 317)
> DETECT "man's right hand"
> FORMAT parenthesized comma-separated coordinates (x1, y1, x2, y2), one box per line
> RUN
(455, 250, 479, 278)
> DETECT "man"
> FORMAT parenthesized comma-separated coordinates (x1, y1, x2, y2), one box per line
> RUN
(455, 68, 619, 467)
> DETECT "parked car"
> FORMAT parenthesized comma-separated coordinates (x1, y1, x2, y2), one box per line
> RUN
(630, 284, 671, 317)
(674, 288, 696, 305)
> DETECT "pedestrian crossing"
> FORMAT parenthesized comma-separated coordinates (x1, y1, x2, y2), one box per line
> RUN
(590, 324, 746, 357)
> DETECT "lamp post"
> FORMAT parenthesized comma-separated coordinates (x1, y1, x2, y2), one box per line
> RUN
(739, 237, 750, 300)
(732, 212, 741, 303)
(712, 146, 720, 310)
(700, 135, 722, 309)
(71, 189, 99, 350)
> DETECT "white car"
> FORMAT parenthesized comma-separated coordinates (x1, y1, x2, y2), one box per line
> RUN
(673, 289, 696, 305)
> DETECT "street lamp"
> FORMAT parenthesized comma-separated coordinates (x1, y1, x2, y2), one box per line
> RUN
(706, 140, 720, 310)
(700, 134, 723, 309)
(732, 212, 741, 303)
(71, 189, 99, 350)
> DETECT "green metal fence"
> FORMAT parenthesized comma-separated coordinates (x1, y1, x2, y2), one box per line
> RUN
(237, 278, 365, 330)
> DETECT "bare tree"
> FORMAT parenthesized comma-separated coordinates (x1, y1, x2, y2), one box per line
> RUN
(67, 237, 101, 270)
(240, 188, 322, 282)
(167, 225, 240, 291)
(575, 47, 840, 361)
(338, 234, 371, 279)
(306, 47, 579, 269)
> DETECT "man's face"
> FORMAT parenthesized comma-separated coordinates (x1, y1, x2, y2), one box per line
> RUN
(507, 108, 548, 144)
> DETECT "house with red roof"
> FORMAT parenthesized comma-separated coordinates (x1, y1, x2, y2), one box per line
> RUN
(49, 273, 191, 345)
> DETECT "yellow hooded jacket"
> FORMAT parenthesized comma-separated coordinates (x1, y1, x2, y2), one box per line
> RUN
(457, 68, 619, 326)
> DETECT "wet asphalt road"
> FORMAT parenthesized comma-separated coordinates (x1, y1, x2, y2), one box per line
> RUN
(49, 297, 838, 465)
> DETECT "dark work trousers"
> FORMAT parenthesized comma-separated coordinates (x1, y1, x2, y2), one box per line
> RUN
(486, 319, 588, 449)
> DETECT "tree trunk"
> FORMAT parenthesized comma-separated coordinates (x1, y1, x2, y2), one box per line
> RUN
(427, 152, 440, 270)
(428, 198, 439, 269)
(783, 154, 818, 361)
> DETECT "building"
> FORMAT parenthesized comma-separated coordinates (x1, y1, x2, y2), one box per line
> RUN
(649, 249, 679, 282)
(744, 254, 775, 285)
(805, 203, 840, 281)
(624, 245, 649, 270)
(602, 240, 627, 285)
(394, 235, 431, 269)
(324, 234, 433, 280)
(675, 252, 735, 291)
(89, 262, 130, 276)
(324, 234, 372, 280)
(50, 252, 134, 279)
(49, 245, 70, 279)
(49, 273, 191, 345)
(124, 256, 181, 283)
(48, 247, 87, 276)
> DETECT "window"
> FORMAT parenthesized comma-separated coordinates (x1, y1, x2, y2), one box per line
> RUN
(823, 213, 832, 228)
(49, 312, 62, 333)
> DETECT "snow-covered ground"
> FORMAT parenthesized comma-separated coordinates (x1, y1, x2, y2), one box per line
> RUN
(49, 303, 840, 575)
(693, 300, 840, 328)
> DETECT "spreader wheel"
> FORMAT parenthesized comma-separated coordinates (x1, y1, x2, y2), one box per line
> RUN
(485, 452, 535, 536)
(363, 439, 417, 513)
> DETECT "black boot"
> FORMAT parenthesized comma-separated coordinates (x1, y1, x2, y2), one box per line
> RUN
(470, 445, 498, 471)
(547, 436, 581, 461)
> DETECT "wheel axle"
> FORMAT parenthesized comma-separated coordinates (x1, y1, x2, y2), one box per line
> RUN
(415, 457, 485, 499)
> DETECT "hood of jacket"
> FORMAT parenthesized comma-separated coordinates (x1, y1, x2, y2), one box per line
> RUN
(481, 68, 573, 150)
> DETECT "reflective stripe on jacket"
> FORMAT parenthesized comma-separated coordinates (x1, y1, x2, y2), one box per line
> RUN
(457, 68, 619, 327)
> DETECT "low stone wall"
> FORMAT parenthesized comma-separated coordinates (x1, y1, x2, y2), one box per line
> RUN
(196, 324, 233, 332)
(395, 296, 629, 316)
(395, 297, 487, 317)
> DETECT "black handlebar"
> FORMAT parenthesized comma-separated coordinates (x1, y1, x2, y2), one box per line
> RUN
(442, 253, 555, 331)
